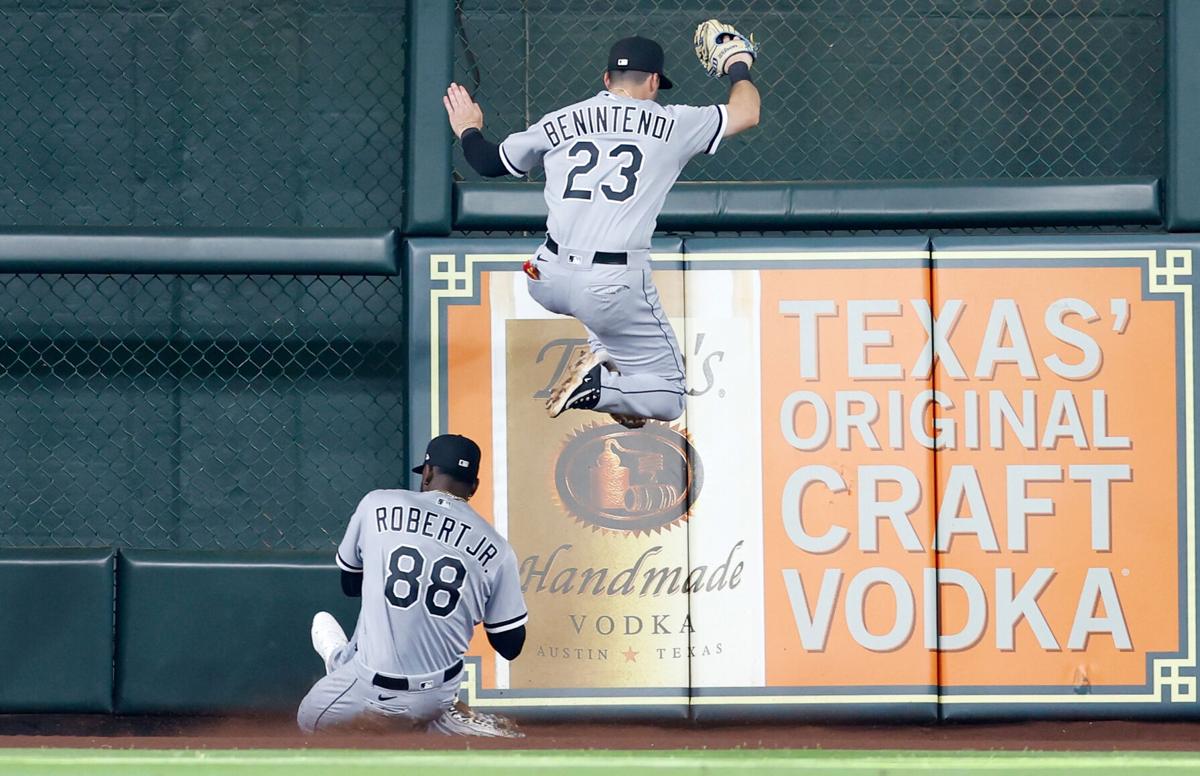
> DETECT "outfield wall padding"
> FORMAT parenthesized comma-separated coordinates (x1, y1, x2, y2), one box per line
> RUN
(115, 550, 360, 714)
(0, 228, 398, 275)
(408, 232, 1200, 722)
(7, 231, 1199, 722)
(453, 178, 1162, 232)
(0, 548, 115, 712)
(928, 233, 1200, 720)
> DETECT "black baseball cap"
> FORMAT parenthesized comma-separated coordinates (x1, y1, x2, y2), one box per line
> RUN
(411, 434, 481, 481)
(607, 36, 673, 89)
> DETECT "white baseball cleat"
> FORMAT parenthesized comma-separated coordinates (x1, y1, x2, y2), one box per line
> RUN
(426, 702, 525, 738)
(546, 349, 603, 418)
(310, 611, 348, 675)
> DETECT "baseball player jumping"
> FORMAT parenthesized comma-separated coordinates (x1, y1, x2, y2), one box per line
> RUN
(297, 434, 527, 737)
(444, 23, 760, 425)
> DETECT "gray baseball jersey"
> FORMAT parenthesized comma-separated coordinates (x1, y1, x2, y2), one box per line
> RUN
(336, 488, 527, 675)
(500, 91, 727, 252)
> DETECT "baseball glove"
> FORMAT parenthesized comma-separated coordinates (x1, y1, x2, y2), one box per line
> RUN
(693, 19, 758, 79)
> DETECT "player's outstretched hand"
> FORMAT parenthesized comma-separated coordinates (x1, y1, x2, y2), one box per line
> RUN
(443, 82, 484, 139)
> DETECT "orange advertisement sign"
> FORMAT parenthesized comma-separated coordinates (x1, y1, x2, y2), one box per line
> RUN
(759, 266, 936, 689)
(409, 238, 1196, 714)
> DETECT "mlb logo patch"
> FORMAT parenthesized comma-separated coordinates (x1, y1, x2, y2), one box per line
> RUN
(436, 497, 449, 508)
(419, 680, 434, 690)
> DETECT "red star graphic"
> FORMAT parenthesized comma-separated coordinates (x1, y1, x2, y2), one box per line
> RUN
(622, 647, 638, 663)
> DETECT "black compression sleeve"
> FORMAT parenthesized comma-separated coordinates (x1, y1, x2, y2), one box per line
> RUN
(486, 625, 526, 661)
(727, 61, 752, 84)
(461, 128, 511, 178)
(340, 569, 363, 598)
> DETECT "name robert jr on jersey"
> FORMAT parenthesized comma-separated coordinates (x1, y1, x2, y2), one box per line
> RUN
(373, 506, 500, 570)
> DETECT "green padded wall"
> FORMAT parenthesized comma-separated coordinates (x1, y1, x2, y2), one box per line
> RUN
(0, 227, 398, 275)
(115, 550, 360, 714)
(0, 548, 114, 712)
(454, 178, 1163, 231)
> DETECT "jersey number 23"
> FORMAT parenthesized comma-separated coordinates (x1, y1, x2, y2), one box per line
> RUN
(562, 141, 643, 203)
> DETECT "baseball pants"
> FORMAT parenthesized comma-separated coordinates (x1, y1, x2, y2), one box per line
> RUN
(526, 248, 686, 421)
(296, 640, 461, 733)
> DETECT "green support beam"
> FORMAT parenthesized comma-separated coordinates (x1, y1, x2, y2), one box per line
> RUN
(1167, 0, 1200, 231)
(403, 0, 455, 236)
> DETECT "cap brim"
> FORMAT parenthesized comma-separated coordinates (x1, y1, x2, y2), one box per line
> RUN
(411, 464, 424, 474)
(659, 72, 673, 89)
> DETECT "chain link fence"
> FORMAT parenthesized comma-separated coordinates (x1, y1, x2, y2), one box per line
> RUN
(454, 0, 1164, 183)
(0, 273, 406, 551)
(0, 0, 406, 228)
(0, 0, 1169, 553)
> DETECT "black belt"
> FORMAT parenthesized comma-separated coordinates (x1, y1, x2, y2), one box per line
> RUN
(372, 660, 463, 691)
(544, 236, 627, 265)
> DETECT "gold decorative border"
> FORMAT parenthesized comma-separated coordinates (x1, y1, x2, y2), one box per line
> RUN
(428, 253, 480, 436)
(427, 248, 1194, 708)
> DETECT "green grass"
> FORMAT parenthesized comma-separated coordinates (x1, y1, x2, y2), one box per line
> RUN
(1, 749, 1200, 776)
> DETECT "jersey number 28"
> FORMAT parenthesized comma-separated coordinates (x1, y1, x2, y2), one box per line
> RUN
(562, 141, 643, 202)
(384, 546, 467, 617)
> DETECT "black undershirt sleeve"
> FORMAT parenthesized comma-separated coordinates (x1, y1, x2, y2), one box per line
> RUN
(486, 625, 526, 661)
(727, 60, 752, 84)
(340, 568, 363, 598)
(461, 128, 510, 178)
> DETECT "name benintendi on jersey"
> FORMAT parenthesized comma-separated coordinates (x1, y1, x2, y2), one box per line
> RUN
(500, 92, 726, 251)
(540, 104, 677, 148)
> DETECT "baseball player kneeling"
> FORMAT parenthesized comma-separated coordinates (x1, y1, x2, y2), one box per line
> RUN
(297, 434, 527, 737)
(444, 23, 761, 427)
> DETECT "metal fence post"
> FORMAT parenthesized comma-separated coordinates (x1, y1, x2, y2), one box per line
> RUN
(403, 0, 455, 236)
(1167, 0, 1200, 231)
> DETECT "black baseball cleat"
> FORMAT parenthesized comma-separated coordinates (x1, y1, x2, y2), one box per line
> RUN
(562, 364, 602, 411)
(546, 351, 603, 418)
